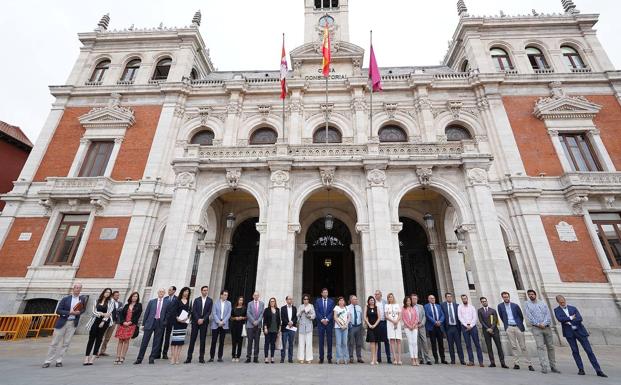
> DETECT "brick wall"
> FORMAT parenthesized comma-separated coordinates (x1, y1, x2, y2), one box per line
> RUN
(541, 215, 607, 283)
(34, 105, 162, 182)
(590, 95, 621, 170)
(76, 216, 130, 278)
(0, 217, 49, 277)
(0, 139, 31, 211)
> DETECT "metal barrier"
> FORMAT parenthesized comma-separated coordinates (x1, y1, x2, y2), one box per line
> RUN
(0, 314, 59, 340)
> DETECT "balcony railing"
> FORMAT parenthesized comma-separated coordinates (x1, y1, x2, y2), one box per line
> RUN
(84, 81, 102, 86)
(534, 68, 555, 74)
(116, 79, 134, 85)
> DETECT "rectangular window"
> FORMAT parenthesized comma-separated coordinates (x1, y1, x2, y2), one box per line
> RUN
(591, 213, 621, 269)
(559, 133, 602, 172)
(78, 141, 114, 177)
(45, 214, 89, 265)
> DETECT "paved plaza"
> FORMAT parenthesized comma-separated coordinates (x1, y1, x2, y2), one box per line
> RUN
(0, 335, 616, 385)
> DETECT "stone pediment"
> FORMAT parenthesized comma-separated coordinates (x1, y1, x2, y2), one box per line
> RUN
(291, 41, 364, 61)
(79, 93, 135, 129)
(534, 92, 602, 120)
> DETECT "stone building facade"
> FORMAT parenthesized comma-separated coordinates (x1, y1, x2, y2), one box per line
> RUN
(1, 0, 620, 342)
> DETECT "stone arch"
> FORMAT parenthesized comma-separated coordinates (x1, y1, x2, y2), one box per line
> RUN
(239, 114, 283, 143)
(299, 207, 358, 243)
(192, 180, 268, 225)
(443, 205, 460, 243)
(497, 215, 518, 246)
(558, 39, 592, 68)
(303, 112, 353, 140)
(290, 179, 368, 224)
(119, 53, 145, 69)
(180, 117, 224, 144)
(372, 112, 420, 139)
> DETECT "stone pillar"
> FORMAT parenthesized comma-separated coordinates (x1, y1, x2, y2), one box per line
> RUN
(255, 167, 293, 302)
(463, 166, 518, 304)
(414, 87, 436, 142)
(293, 242, 307, 300)
(196, 240, 217, 288)
(446, 242, 471, 297)
(288, 91, 303, 145)
(356, 223, 376, 298)
(151, 170, 199, 295)
(365, 167, 405, 299)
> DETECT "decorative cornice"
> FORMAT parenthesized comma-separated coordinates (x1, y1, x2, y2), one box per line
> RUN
(78, 93, 135, 130)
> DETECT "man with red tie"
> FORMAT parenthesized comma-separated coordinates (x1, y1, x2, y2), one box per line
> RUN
(134, 288, 169, 364)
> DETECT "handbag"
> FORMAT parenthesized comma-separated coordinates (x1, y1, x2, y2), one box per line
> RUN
(275, 332, 282, 350)
(131, 325, 140, 339)
(241, 324, 247, 338)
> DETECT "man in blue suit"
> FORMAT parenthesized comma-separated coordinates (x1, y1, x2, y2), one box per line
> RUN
(424, 294, 447, 364)
(42, 282, 87, 368)
(209, 290, 231, 362)
(185, 285, 212, 363)
(497, 291, 534, 371)
(554, 295, 607, 378)
(135, 288, 169, 364)
(441, 293, 465, 365)
(315, 288, 334, 364)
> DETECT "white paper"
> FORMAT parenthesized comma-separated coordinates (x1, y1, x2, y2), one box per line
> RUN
(179, 310, 189, 322)
(286, 326, 297, 332)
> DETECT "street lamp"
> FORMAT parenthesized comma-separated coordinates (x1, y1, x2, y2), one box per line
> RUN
(423, 213, 434, 230)
(226, 212, 236, 229)
(324, 213, 334, 230)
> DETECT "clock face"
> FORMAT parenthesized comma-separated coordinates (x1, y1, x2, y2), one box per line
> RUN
(318, 15, 335, 28)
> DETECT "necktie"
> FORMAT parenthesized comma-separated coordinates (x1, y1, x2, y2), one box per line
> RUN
(353, 306, 358, 325)
(432, 305, 438, 321)
(155, 299, 161, 319)
(255, 301, 258, 315)
(449, 304, 455, 324)
(324, 299, 327, 315)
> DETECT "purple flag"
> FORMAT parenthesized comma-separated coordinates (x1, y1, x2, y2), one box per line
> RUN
(368, 44, 382, 92)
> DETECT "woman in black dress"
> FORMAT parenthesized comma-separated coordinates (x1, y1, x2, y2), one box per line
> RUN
(262, 297, 281, 363)
(230, 296, 246, 362)
(365, 296, 380, 365)
(83, 288, 113, 365)
(169, 287, 191, 365)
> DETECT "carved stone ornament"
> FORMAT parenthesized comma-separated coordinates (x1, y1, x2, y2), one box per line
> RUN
(383, 102, 398, 119)
(355, 223, 370, 233)
(447, 100, 463, 118)
(416, 166, 433, 186)
(270, 170, 290, 187)
(257, 104, 272, 120)
(90, 198, 107, 212)
(225, 168, 241, 189)
(78, 93, 135, 130)
(288, 223, 301, 233)
(391, 223, 403, 233)
(534, 82, 602, 120)
(366, 169, 386, 187)
(175, 172, 195, 188)
(319, 167, 336, 188)
(602, 195, 616, 209)
(467, 168, 488, 185)
(255, 222, 268, 234)
(569, 195, 588, 215)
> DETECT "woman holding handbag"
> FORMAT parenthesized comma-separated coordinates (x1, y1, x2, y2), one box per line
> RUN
(83, 288, 113, 365)
(230, 296, 247, 362)
(114, 291, 142, 364)
(297, 294, 315, 363)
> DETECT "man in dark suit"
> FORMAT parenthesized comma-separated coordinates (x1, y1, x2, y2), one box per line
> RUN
(497, 291, 534, 371)
(315, 288, 335, 364)
(185, 285, 212, 363)
(159, 285, 177, 359)
(135, 288, 169, 364)
(554, 295, 607, 377)
(441, 292, 465, 365)
(424, 294, 447, 364)
(478, 297, 508, 368)
(42, 283, 87, 368)
(280, 295, 298, 363)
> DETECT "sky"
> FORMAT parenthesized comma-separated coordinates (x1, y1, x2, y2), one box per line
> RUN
(1, 0, 619, 143)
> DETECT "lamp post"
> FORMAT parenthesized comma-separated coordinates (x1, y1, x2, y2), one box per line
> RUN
(423, 213, 434, 230)
(226, 212, 236, 229)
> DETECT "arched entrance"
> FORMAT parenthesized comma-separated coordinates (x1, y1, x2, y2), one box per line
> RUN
(224, 217, 259, 302)
(399, 217, 438, 301)
(303, 218, 355, 298)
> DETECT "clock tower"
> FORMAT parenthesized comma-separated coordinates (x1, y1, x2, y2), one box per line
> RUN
(304, 0, 349, 44)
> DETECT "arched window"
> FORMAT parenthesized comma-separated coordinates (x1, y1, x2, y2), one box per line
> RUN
(526, 47, 549, 70)
(445, 125, 472, 141)
(460, 59, 470, 72)
(313, 126, 342, 143)
(249, 127, 278, 145)
(120, 59, 141, 82)
(190, 68, 199, 80)
(490, 48, 513, 71)
(190, 129, 215, 145)
(561, 46, 586, 69)
(89, 59, 110, 82)
(315, 0, 338, 9)
(152, 58, 172, 80)
(378, 125, 407, 142)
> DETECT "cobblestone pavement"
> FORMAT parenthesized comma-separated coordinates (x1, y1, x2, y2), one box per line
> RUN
(0, 335, 616, 385)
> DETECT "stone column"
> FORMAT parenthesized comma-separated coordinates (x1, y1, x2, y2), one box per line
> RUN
(365, 167, 405, 299)
(463, 166, 518, 304)
(151, 170, 199, 295)
(293, 242, 307, 300)
(446, 242, 471, 297)
(255, 167, 293, 302)
(196, 240, 217, 288)
(356, 223, 376, 295)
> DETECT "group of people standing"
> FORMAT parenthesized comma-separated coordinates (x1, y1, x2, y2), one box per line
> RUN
(41, 283, 608, 378)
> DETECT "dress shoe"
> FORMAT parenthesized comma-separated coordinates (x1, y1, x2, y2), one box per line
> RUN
(162, 355, 168, 360)
(442, 360, 449, 365)
(280, 358, 285, 363)
(434, 360, 439, 365)
(551, 368, 561, 374)
(55, 362, 63, 367)
(489, 363, 496, 368)
(148, 358, 154, 364)
(328, 359, 332, 364)
(387, 359, 393, 364)
(578, 369, 585, 375)
(319, 359, 324, 364)
(528, 366, 535, 372)
(513, 365, 520, 370)
(450, 361, 456, 365)
(245, 358, 251, 363)
(426, 361, 433, 366)
(184, 358, 191, 364)
(217, 358, 223, 362)
(460, 361, 466, 365)
(198, 358, 205, 363)
(288, 359, 293, 363)
(501, 363, 509, 369)
(208, 358, 214, 363)
(467, 362, 474, 367)
(253, 357, 259, 363)
(133, 360, 142, 365)
(42, 363, 50, 368)
(349, 358, 354, 364)
(597, 371, 608, 378)
(479, 363, 485, 368)
(357, 359, 364, 363)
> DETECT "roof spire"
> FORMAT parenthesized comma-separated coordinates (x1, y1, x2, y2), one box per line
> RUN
(96, 13, 110, 31)
(457, 0, 469, 17)
(192, 10, 202, 26)
(562, 0, 580, 14)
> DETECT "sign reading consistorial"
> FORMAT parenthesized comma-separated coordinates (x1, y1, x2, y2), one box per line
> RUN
(555, 221, 578, 242)
(100, 227, 119, 240)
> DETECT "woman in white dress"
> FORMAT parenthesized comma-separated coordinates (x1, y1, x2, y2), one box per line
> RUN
(384, 293, 402, 365)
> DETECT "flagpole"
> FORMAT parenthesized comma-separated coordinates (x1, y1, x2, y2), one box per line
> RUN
(369, 30, 373, 141)
(282, 32, 286, 141)
(325, 13, 329, 145)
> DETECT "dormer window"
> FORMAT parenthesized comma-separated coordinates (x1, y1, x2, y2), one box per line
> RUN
(152, 58, 172, 81)
(526, 47, 549, 70)
(120, 59, 141, 82)
(490, 48, 513, 71)
(90, 59, 110, 83)
(315, 0, 338, 9)
(561, 46, 586, 70)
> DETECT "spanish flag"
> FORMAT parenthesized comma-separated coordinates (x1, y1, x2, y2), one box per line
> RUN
(321, 25, 331, 77)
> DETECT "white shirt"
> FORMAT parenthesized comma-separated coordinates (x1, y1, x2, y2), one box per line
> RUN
(220, 300, 225, 319)
(376, 299, 386, 320)
(286, 305, 293, 323)
(201, 296, 208, 314)
(458, 303, 478, 326)
(68, 295, 80, 320)
(561, 306, 578, 330)
(347, 304, 362, 326)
